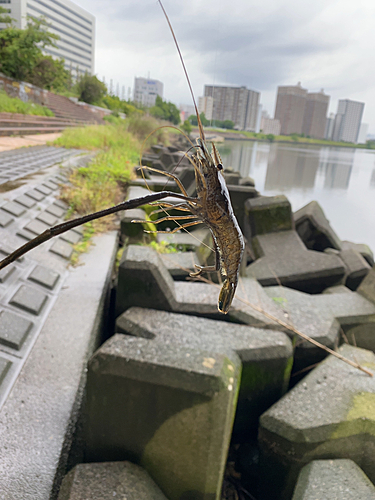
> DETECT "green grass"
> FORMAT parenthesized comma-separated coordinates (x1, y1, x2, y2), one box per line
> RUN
(0, 91, 54, 116)
(54, 117, 170, 234)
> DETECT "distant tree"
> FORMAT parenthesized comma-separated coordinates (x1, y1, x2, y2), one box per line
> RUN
(28, 56, 71, 92)
(188, 114, 197, 125)
(149, 95, 180, 125)
(0, 6, 14, 25)
(0, 15, 59, 82)
(222, 120, 234, 129)
(266, 133, 275, 142)
(181, 119, 192, 136)
(188, 112, 209, 127)
(290, 133, 299, 142)
(76, 73, 107, 105)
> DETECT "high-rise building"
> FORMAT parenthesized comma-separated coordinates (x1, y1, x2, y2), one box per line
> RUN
(198, 96, 213, 121)
(133, 77, 163, 107)
(332, 99, 365, 143)
(325, 113, 335, 140)
(357, 123, 369, 144)
(274, 83, 307, 135)
(260, 110, 281, 135)
(302, 90, 330, 139)
(0, 0, 95, 76)
(204, 85, 260, 131)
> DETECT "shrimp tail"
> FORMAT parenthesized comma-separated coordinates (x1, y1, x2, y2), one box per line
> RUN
(218, 279, 236, 314)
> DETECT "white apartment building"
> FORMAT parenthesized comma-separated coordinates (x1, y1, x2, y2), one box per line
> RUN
(260, 111, 281, 135)
(133, 77, 163, 108)
(332, 99, 365, 143)
(198, 96, 213, 120)
(0, 0, 95, 76)
(204, 85, 260, 131)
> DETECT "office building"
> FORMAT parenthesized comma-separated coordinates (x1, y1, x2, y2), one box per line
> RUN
(198, 96, 213, 120)
(325, 113, 335, 140)
(357, 123, 369, 144)
(274, 83, 307, 135)
(260, 110, 281, 135)
(0, 0, 95, 76)
(204, 85, 260, 131)
(133, 77, 163, 108)
(332, 99, 365, 143)
(302, 90, 330, 139)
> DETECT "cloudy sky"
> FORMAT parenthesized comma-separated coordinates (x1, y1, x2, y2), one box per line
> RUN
(75, 0, 375, 133)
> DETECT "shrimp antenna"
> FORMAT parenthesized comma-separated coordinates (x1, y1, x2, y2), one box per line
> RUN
(157, 0, 206, 142)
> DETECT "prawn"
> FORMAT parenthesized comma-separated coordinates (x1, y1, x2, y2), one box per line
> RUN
(0, 0, 245, 314)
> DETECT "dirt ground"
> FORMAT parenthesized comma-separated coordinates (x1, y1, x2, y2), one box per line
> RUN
(0, 132, 62, 152)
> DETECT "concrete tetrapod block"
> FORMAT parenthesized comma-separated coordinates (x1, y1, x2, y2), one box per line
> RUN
(294, 200, 342, 251)
(116, 307, 293, 439)
(338, 248, 371, 290)
(258, 345, 375, 500)
(358, 266, 375, 304)
(342, 240, 374, 267)
(244, 194, 294, 241)
(58, 461, 168, 500)
(291, 459, 375, 500)
(227, 184, 259, 233)
(246, 230, 346, 293)
(85, 334, 241, 500)
(120, 207, 146, 239)
(264, 285, 375, 370)
(116, 245, 296, 327)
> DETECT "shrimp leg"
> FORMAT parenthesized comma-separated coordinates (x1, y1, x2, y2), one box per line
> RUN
(132, 215, 198, 225)
(145, 220, 204, 234)
(190, 239, 220, 277)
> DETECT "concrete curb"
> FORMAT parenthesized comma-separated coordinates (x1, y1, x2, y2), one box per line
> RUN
(0, 231, 118, 500)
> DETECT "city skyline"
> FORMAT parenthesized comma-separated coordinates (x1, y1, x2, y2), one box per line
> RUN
(71, 0, 375, 133)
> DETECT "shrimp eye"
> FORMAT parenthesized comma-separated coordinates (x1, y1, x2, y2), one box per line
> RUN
(217, 163, 223, 170)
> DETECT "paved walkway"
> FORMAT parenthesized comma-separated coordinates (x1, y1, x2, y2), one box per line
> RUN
(0, 145, 80, 186)
(0, 132, 62, 153)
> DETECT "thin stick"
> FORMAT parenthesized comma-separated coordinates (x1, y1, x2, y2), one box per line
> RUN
(0, 191, 195, 271)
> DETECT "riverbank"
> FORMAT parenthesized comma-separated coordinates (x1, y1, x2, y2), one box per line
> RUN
(191, 126, 371, 149)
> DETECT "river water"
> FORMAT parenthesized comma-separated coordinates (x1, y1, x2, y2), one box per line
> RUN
(218, 140, 375, 253)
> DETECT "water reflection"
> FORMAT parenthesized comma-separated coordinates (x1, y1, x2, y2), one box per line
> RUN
(265, 145, 319, 190)
(370, 169, 375, 188)
(217, 140, 375, 252)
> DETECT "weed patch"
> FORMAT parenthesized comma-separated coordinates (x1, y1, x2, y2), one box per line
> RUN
(0, 91, 54, 116)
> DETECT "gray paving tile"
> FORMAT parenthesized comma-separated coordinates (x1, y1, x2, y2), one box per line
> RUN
(36, 212, 58, 226)
(0, 310, 33, 350)
(59, 230, 81, 245)
(0, 266, 15, 283)
(1, 201, 26, 217)
(25, 190, 45, 202)
(42, 181, 58, 191)
(9, 285, 48, 315)
(53, 199, 69, 209)
(28, 265, 60, 290)
(24, 219, 50, 236)
(0, 357, 11, 384)
(0, 210, 14, 228)
(16, 228, 38, 241)
(49, 239, 73, 259)
(71, 225, 83, 235)
(0, 245, 24, 262)
(13, 195, 36, 209)
(34, 185, 52, 196)
(45, 204, 65, 218)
